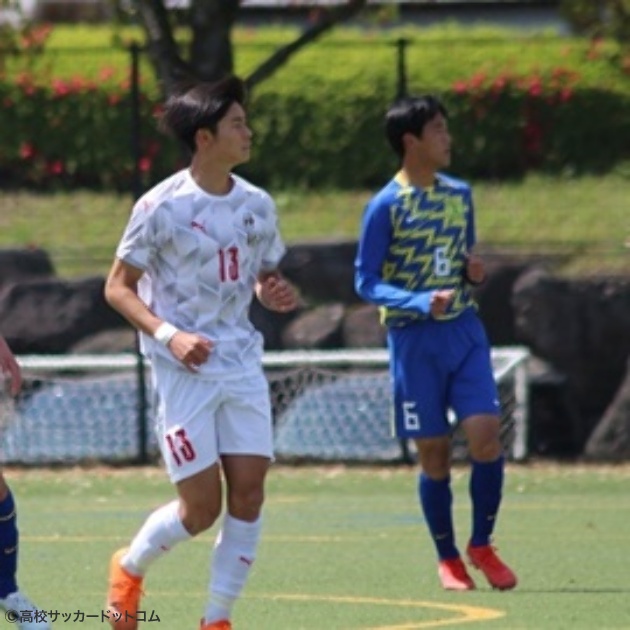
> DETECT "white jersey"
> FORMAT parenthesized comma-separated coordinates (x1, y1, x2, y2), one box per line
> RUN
(116, 169, 286, 378)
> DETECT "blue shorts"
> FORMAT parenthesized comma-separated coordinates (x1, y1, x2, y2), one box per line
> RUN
(388, 308, 500, 439)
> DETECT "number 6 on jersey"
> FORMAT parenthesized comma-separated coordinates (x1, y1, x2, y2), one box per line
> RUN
(402, 401, 420, 431)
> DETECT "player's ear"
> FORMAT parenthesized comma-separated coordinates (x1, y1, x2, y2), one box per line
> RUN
(402, 131, 420, 153)
(194, 127, 214, 151)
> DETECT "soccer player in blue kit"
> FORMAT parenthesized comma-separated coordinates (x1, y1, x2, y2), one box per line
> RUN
(354, 95, 517, 591)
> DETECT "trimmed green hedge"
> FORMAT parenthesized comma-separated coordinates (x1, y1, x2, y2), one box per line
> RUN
(2, 29, 630, 189)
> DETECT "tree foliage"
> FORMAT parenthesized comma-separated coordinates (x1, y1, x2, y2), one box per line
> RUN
(560, 0, 630, 43)
(132, 0, 368, 95)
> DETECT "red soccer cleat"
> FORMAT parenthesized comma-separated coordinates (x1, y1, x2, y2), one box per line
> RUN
(438, 556, 476, 591)
(200, 620, 232, 630)
(467, 543, 517, 590)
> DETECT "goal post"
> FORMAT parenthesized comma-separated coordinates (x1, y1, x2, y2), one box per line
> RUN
(3, 346, 530, 465)
(266, 346, 530, 464)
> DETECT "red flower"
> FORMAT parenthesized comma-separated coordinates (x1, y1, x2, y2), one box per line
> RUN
(469, 72, 487, 89)
(138, 157, 152, 173)
(559, 88, 572, 103)
(19, 143, 35, 159)
(146, 141, 160, 157)
(52, 79, 70, 97)
(528, 77, 542, 98)
(47, 160, 64, 175)
(99, 67, 115, 81)
(452, 80, 468, 95)
(523, 119, 543, 156)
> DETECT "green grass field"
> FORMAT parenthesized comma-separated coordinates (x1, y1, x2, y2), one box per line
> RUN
(10, 463, 630, 629)
(0, 174, 628, 278)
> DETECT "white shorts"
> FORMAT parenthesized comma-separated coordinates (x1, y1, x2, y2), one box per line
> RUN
(151, 359, 274, 483)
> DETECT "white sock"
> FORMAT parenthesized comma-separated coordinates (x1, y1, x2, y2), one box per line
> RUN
(204, 514, 262, 623)
(122, 500, 191, 576)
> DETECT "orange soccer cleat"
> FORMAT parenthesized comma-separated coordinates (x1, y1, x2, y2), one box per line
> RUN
(106, 548, 144, 630)
(467, 543, 518, 590)
(438, 556, 476, 591)
(200, 620, 232, 630)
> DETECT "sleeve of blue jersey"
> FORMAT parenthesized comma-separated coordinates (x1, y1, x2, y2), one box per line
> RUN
(466, 188, 477, 251)
(354, 194, 432, 315)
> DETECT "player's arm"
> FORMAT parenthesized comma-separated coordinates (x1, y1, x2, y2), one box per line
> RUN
(105, 259, 211, 370)
(462, 190, 486, 286)
(255, 196, 300, 313)
(255, 270, 299, 313)
(0, 335, 22, 396)
(354, 199, 435, 315)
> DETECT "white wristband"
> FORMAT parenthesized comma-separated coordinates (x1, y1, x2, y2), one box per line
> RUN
(153, 322, 179, 347)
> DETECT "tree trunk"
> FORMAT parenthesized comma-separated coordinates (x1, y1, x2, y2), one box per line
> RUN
(135, 0, 193, 95)
(189, 0, 239, 82)
(135, 0, 368, 96)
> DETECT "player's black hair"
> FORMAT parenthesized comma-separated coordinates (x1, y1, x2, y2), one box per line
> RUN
(159, 75, 247, 153)
(385, 95, 448, 159)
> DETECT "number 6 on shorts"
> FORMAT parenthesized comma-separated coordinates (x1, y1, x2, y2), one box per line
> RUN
(402, 401, 420, 431)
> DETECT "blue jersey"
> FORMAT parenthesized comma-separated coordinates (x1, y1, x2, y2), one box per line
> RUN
(355, 171, 478, 327)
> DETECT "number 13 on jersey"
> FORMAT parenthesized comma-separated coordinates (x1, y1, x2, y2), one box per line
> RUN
(219, 246, 239, 282)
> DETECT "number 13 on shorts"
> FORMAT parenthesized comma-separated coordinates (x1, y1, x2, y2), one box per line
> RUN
(165, 427, 197, 466)
(402, 401, 420, 431)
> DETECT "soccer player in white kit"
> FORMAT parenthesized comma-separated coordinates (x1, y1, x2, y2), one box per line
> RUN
(104, 76, 299, 630)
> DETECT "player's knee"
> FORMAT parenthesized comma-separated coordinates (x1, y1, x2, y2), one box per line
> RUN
(420, 462, 450, 479)
(468, 438, 502, 462)
(0, 474, 9, 500)
(417, 438, 451, 478)
(180, 501, 221, 535)
(227, 487, 265, 521)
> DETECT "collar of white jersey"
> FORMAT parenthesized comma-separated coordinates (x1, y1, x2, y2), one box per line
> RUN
(183, 168, 243, 201)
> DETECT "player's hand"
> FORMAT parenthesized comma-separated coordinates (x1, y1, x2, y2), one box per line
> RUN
(0, 336, 22, 396)
(430, 289, 455, 317)
(257, 276, 299, 313)
(167, 331, 213, 372)
(464, 253, 486, 285)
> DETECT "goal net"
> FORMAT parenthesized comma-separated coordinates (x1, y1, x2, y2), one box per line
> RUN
(2, 347, 529, 466)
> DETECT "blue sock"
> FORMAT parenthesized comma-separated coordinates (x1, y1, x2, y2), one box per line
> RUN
(418, 474, 458, 560)
(0, 491, 18, 598)
(469, 456, 504, 547)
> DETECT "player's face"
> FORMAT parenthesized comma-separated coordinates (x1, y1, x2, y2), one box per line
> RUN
(417, 113, 451, 169)
(211, 102, 253, 167)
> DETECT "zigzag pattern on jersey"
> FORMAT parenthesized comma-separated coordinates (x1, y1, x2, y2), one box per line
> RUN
(381, 183, 475, 325)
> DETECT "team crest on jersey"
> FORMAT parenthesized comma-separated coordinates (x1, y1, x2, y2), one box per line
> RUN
(242, 212, 262, 245)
